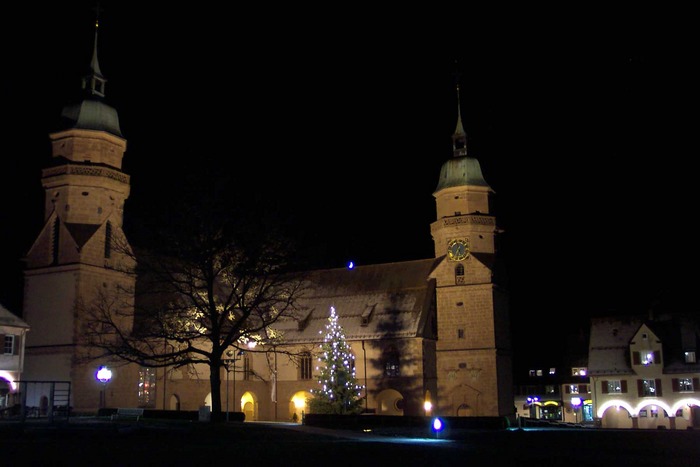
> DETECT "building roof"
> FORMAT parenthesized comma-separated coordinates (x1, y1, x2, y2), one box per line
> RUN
(0, 303, 30, 329)
(271, 258, 441, 344)
(588, 312, 700, 376)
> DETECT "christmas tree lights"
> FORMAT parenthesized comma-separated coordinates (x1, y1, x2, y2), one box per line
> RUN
(308, 306, 364, 414)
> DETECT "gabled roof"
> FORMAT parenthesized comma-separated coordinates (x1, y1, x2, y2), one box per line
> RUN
(0, 303, 30, 329)
(271, 258, 441, 344)
(589, 312, 700, 376)
(588, 315, 642, 376)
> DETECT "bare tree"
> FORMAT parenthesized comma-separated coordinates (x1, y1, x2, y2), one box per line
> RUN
(79, 193, 307, 422)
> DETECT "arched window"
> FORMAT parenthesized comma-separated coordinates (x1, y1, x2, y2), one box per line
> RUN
(299, 352, 313, 380)
(243, 353, 252, 381)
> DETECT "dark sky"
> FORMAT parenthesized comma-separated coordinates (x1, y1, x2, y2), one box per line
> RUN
(1, 4, 695, 360)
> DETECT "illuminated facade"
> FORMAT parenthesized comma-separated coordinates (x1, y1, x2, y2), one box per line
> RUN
(588, 313, 700, 429)
(0, 304, 29, 411)
(19, 21, 513, 421)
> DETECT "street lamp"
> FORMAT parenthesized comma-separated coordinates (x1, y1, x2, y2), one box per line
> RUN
(96, 366, 112, 409)
(224, 350, 245, 422)
(571, 397, 582, 423)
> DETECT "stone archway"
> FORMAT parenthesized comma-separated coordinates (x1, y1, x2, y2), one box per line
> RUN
(240, 391, 257, 421)
(289, 390, 312, 422)
(169, 394, 180, 411)
(376, 389, 404, 416)
(601, 405, 633, 429)
(456, 403, 473, 417)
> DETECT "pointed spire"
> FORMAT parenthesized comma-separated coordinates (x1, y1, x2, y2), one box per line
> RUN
(452, 84, 468, 157)
(59, 5, 122, 137)
(452, 61, 468, 158)
(82, 9, 106, 99)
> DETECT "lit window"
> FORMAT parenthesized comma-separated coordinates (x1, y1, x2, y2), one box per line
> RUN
(685, 351, 696, 363)
(641, 351, 655, 366)
(3, 335, 15, 355)
(536, 369, 543, 377)
(569, 385, 580, 394)
(572, 367, 587, 376)
(385, 347, 400, 377)
(607, 380, 622, 394)
(641, 379, 656, 397)
(545, 385, 556, 394)
(549, 368, 556, 375)
(529, 370, 536, 377)
(678, 378, 694, 392)
(138, 367, 156, 408)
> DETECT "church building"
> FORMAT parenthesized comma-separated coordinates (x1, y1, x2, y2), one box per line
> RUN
(20, 21, 514, 422)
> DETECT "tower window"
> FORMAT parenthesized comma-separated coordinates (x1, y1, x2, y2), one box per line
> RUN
(455, 264, 465, 285)
(457, 329, 465, 339)
(52, 219, 60, 265)
(105, 221, 112, 259)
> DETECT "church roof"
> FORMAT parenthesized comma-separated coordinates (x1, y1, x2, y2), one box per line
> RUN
(271, 258, 441, 344)
(60, 99, 122, 137)
(434, 155, 492, 192)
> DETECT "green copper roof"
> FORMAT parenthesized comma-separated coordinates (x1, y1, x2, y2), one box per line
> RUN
(434, 155, 492, 193)
(56, 17, 122, 137)
(60, 99, 122, 137)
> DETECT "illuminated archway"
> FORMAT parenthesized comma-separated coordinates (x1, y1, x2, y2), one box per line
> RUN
(598, 401, 633, 429)
(289, 390, 312, 422)
(240, 391, 256, 420)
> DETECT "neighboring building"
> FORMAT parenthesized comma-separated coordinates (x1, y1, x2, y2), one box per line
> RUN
(588, 312, 700, 429)
(513, 359, 592, 425)
(21, 20, 513, 421)
(0, 303, 30, 412)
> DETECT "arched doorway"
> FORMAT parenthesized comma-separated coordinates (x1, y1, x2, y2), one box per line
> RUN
(601, 405, 633, 429)
(457, 403, 473, 417)
(169, 394, 180, 411)
(240, 391, 256, 421)
(290, 390, 312, 422)
(375, 389, 404, 416)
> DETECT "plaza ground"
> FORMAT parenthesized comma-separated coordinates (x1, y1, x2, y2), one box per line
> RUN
(1, 417, 699, 466)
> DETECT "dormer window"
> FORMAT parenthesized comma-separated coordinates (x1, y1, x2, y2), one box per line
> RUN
(685, 351, 696, 363)
(633, 350, 660, 366)
(572, 367, 587, 376)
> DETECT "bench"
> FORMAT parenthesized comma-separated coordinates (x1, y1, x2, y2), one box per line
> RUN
(111, 408, 144, 421)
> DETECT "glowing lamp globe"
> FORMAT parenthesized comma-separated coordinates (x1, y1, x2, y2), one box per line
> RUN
(96, 366, 112, 383)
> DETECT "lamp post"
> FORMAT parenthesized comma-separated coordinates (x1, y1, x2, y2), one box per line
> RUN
(224, 349, 244, 422)
(572, 397, 582, 424)
(96, 366, 112, 410)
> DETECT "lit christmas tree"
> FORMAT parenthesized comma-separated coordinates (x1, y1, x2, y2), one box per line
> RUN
(308, 306, 364, 414)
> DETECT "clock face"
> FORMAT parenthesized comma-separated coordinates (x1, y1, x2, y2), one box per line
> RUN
(447, 238, 469, 261)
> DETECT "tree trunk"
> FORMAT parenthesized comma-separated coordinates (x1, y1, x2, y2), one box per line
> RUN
(209, 362, 223, 423)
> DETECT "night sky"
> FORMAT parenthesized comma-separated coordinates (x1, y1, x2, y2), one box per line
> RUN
(1, 4, 695, 362)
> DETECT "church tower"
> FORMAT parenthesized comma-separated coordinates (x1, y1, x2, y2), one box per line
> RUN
(22, 18, 137, 412)
(430, 83, 513, 418)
